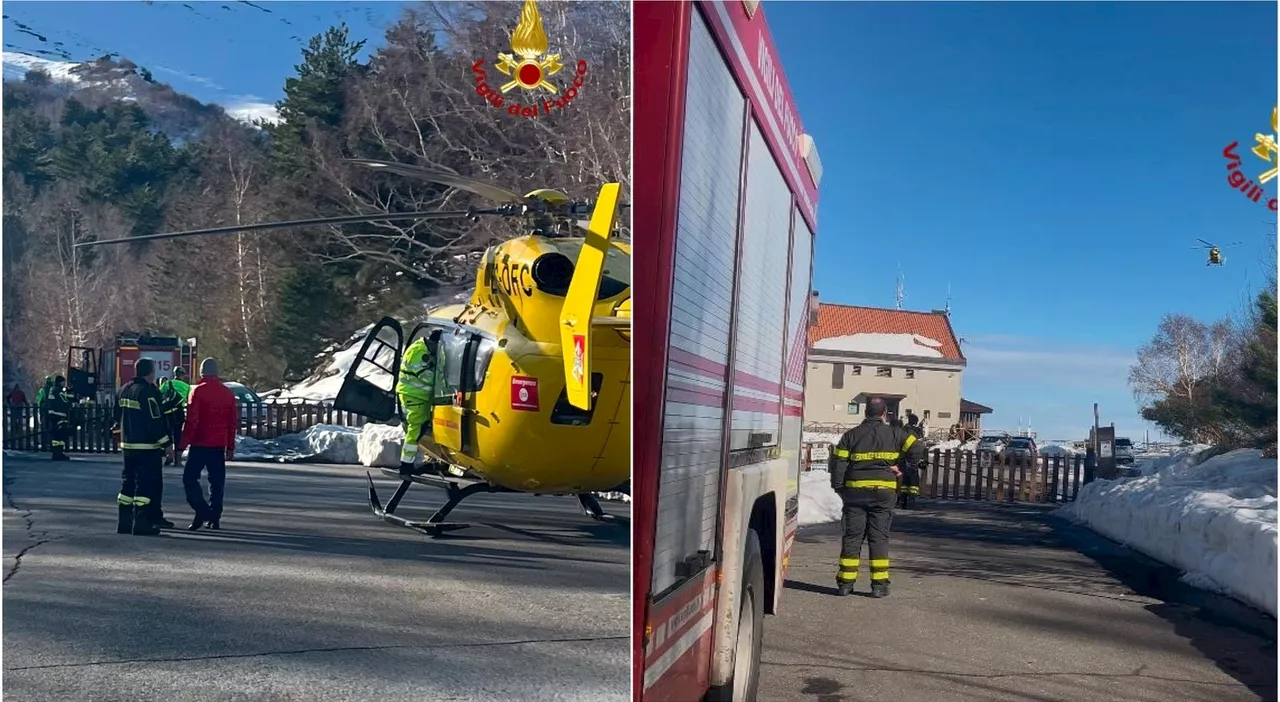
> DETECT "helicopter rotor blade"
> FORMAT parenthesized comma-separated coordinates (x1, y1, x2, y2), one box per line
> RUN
(72, 210, 492, 249)
(343, 159, 526, 205)
(1196, 238, 1215, 247)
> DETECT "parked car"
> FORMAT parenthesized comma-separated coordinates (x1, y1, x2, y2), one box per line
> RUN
(225, 381, 267, 429)
(976, 435, 1007, 455)
(1115, 437, 1135, 465)
(1004, 436, 1038, 461)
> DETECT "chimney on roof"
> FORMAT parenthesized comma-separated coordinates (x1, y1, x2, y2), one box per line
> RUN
(809, 290, 819, 326)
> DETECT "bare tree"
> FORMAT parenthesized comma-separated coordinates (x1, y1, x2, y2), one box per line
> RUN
(286, 0, 630, 285)
(1129, 314, 1224, 406)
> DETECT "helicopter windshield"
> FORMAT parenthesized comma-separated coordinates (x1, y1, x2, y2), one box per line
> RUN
(543, 239, 631, 300)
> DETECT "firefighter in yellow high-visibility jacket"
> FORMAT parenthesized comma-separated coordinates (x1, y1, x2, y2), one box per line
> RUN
(397, 331, 441, 478)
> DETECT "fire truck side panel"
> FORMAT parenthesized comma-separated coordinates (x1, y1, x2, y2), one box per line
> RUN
(780, 206, 814, 584)
(632, 0, 693, 698)
(651, 7, 747, 601)
(727, 121, 790, 451)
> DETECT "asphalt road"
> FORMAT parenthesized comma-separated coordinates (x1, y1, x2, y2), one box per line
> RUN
(763, 501, 1277, 702)
(2, 453, 629, 702)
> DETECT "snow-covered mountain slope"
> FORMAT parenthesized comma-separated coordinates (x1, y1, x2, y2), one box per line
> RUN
(2, 51, 279, 133)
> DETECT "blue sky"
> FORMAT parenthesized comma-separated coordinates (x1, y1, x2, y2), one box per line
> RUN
(767, 1, 1278, 441)
(3, 1, 414, 120)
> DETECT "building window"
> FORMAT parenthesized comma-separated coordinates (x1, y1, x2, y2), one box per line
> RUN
(851, 365, 862, 376)
(923, 410, 931, 421)
(847, 401, 860, 415)
(938, 411, 952, 419)
(905, 369, 915, 379)
(875, 366, 892, 378)
(832, 363, 844, 389)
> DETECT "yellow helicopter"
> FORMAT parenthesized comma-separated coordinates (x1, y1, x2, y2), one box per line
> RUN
(1195, 238, 1241, 266)
(76, 159, 631, 537)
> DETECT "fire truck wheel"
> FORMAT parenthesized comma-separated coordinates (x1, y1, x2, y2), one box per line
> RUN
(708, 528, 765, 702)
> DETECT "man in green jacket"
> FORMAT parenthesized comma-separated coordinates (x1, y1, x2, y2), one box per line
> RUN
(397, 332, 441, 478)
(34, 376, 53, 451)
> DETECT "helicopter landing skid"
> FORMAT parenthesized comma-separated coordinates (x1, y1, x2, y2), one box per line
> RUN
(366, 469, 512, 538)
(576, 492, 620, 523)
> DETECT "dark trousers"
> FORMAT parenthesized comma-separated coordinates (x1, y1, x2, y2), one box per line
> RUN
(838, 487, 896, 585)
(49, 420, 69, 458)
(898, 464, 921, 506)
(184, 446, 226, 521)
(119, 449, 164, 512)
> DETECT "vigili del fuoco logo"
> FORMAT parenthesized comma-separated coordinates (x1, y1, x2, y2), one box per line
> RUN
(1221, 105, 1278, 212)
(471, 0, 588, 119)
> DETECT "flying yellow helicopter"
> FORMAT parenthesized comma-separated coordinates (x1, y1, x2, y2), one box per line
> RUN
(1195, 238, 1242, 266)
(76, 159, 630, 537)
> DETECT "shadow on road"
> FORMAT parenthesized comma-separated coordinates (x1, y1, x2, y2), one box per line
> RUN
(873, 500, 1278, 700)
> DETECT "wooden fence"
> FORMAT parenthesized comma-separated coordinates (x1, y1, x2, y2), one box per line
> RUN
(919, 449, 1085, 504)
(801, 442, 1086, 504)
(2, 402, 372, 454)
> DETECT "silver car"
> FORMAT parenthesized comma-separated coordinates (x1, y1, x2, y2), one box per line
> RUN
(1004, 437, 1038, 460)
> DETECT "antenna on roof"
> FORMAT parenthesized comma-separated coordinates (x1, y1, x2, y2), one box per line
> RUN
(895, 266, 905, 311)
(944, 282, 952, 316)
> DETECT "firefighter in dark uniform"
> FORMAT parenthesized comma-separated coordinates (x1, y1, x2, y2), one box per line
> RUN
(830, 397, 925, 597)
(44, 376, 73, 461)
(113, 359, 171, 536)
(898, 413, 925, 509)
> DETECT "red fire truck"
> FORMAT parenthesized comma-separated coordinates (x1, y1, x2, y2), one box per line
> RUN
(67, 333, 198, 403)
(634, 1, 823, 700)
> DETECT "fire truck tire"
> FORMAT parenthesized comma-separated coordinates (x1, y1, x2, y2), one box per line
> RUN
(707, 528, 764, 702)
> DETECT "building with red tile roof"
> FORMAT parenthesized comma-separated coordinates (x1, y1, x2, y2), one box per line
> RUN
(804, 302, 990, 435)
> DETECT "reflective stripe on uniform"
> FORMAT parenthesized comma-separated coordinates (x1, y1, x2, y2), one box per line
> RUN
(400, 443, 419, 463)
(846, 479, 898, 490)
(120, 399, 141, 410)
(117, 493, 134, 506)
(121, 439, 168, 450)
(870, 558, 890, 581)
(902, 434, 917, 452)
(853, 451, 899, 461)
(132, 495, 151, 507)
(833, 447, 850, 458)
(47, 410, 68, 417)
(837, 556, 859, 581)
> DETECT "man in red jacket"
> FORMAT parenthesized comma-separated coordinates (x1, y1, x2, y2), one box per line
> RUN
(179, 358, 238, 531)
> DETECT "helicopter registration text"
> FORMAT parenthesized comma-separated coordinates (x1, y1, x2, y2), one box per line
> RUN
(511, 376, 540, 412)
(485, 254, 535, 301)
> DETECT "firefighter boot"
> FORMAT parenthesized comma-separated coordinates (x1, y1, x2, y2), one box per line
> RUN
(837, 581, 857, 597)
(130, 507, 161, 536)
(871, 581, 891, 598)
(398, 461, 415, 478)
(117, 505, 133, 535)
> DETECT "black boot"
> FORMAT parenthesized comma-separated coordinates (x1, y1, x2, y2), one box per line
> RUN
(188, 516, 205, 532)
(152, 512, 175, 529)
(836, 580, 857, 597)
(398, 461, 416, 478)
(870, 581, 891, 598)
(130, 508, 161, 536)
(118, 505, 133, 535)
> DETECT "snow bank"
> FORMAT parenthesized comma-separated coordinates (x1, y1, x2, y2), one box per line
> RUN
(798, 469, 844, 526)
(358, 422, 405, 468)
(235, 424, 361, 464)
(1058, 447, 1277, 616)
(1039, 443, 1078, 457)
(814, 333, 945, 358)
(803, 431, 843, 446)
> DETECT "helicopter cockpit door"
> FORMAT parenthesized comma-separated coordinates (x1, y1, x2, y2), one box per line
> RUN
(333, 317, 404, 422)
(428, 326, 485, 457)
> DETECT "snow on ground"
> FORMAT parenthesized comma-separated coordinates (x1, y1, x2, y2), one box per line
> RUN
(1039, 442, 1078, 457)
(798, 469, 843, 526)
(235, 424, 362, 464)
(813, 332, 945, 358)
(1058, 446, 1277, 617)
